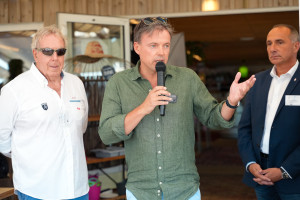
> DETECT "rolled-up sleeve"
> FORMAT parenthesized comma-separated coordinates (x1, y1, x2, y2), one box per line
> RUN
(98, 77, 133, 145)
(192, 71, 235, 129)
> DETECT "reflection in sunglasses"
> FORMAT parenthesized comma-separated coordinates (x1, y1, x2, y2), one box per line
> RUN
(142, 17, 168, 25)
(35, 48, 67, 56)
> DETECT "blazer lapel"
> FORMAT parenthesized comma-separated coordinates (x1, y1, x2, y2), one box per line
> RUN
(256, 71, 272, 140)
(275, 64, 300, 117)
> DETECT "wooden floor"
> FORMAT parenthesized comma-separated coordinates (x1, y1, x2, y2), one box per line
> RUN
(197, 136, 256, 200)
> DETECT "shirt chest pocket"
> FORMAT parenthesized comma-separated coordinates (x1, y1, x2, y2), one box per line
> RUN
(67, 100, 85, 121)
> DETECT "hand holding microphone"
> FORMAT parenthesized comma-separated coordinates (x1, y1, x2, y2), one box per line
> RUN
(138, 62, 172, 116)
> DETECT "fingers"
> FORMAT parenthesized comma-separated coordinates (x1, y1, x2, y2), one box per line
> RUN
(149, 86, 172, 105)
(249, 163, 262, 174)
(152, 86, 171, 97)
(261, 168, 282, 182)
(249, 163, 271, 181)
(253, 178, 274, 185)
(249, 164, 274, 185)
(247, 75, 256, 87)
(234, 72, 241, 83)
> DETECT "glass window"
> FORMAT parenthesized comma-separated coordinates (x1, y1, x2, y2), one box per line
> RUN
(58, 14, 131, 78)
(0, 23, 43, 86)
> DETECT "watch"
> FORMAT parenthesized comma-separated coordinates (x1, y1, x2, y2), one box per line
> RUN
(280, 168, 290, 179)
(225, 99, 240, 109)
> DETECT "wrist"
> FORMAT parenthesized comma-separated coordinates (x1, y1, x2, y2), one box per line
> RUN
(226, 97, 240, 109)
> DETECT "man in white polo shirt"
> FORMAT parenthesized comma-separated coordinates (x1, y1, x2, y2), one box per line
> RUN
(0, 25, 89, 200)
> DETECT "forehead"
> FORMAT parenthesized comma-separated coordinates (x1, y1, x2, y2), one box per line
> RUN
(267, 27, 291, 41)
(140, 29, 171, 43)
(39, 34, 65, 47)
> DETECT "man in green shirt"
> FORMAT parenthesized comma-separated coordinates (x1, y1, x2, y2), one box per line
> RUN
(99, 17, 256, 200)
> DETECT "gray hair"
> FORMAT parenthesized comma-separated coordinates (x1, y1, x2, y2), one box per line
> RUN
(31, 24, 67, 50)
(272, 24, 299, 42)
(133, 17, 174, 43)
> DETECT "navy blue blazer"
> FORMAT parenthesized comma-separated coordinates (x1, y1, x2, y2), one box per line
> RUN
(238, 64, 300, 193)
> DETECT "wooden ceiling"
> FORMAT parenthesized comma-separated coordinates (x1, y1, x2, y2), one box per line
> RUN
(168, 11, 299, 68)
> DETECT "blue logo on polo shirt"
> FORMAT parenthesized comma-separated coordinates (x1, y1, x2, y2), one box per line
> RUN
(41, 103, 48, 110)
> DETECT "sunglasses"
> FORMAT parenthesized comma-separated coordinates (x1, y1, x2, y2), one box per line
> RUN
(142, 17, 168, 25)
(36, 48, 67, 56)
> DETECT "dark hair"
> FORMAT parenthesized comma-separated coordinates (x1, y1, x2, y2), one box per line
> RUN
(272, 24, 299, 42)
(133, 17, 174, 43)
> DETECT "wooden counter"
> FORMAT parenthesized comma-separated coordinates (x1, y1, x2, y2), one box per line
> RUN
(0, 187, 14, 199)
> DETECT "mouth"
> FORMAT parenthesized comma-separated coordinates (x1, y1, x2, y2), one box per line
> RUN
(49, 65, 60, 69)
(270, 55, 281, 60)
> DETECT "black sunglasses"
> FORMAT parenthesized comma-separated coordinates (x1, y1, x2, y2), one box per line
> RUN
(36, 48, 67, 56)
(142, 17, 168, 25)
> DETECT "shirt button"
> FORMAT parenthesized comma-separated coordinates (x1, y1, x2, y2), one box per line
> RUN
(159, 166, 162, 170)
(158, 151, 161, 154)
(157, 134, 160, 137)
(159, 182, 162, 185)
(157, 118, 159, 122)
(158, 190, 160, 193)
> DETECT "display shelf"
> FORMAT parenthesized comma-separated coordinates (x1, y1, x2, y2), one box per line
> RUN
(0, 187, 14, 199)
(86, 155, 125, 165)
(88, 115, 100, 122)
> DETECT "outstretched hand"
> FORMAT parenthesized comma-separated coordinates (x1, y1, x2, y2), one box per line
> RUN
(227, 72, 256, 105)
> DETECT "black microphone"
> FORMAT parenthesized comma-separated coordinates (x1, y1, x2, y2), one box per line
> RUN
(155, 61, 166, 116)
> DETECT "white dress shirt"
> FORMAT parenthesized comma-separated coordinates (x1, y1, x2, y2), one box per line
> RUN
(0, 63, 89, 199)
(261, 61, 299, 154)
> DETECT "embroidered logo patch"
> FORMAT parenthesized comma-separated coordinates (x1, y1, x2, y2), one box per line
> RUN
(41, 103, 48, 110)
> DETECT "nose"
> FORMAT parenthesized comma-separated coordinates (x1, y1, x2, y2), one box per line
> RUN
(268, 43, 277, 52)
(157, 46, 166, 56)
(51, 51, 59, 60)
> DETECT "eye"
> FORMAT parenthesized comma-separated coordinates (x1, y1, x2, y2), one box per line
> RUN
(164, 44, 170, 48)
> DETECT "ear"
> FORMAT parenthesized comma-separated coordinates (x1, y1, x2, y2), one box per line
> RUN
(133, 42, 140, 55)
(33, 49, 38, 61)
(294, 41, 300, 51)
(294, 41, 300, 53)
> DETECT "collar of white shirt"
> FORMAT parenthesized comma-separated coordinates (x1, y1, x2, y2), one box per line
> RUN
(270, 60, 299, 78)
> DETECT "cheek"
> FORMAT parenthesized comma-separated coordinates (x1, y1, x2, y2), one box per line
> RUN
(58, 57, 65, 65)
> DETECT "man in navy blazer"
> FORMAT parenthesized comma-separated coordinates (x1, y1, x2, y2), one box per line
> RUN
(238, 24, 300, 200)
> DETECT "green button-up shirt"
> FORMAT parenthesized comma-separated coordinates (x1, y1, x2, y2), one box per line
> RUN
(99, 62, 234, 200)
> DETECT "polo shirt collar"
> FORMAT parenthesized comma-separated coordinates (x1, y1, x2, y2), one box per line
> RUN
(30, 62, 65, 87)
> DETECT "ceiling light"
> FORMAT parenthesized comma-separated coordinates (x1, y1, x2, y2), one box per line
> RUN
(202, 0, 219, 11)
(130, 19, 140, 25)
(193, 55, 202, 61)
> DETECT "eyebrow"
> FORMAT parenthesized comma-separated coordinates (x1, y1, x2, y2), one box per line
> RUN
(267, 39, 284, 43)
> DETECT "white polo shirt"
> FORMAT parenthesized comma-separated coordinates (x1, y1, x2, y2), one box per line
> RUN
(0, 63, 89, 199)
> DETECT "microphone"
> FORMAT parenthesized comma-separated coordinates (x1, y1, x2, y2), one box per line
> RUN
(155, 61, 166, 116)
